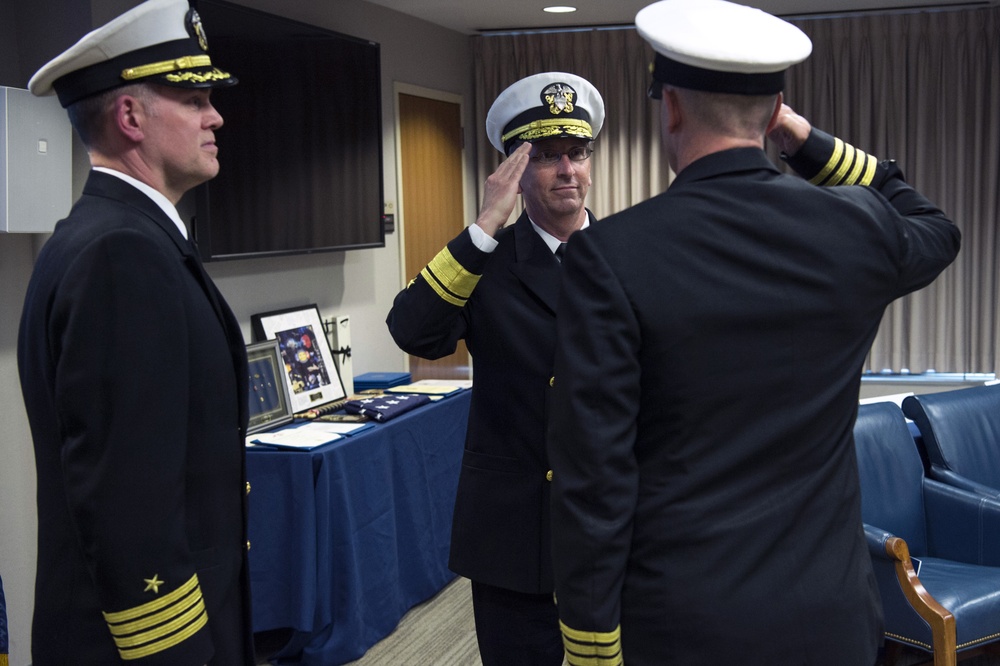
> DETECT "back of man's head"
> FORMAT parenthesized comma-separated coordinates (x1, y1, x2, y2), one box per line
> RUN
(675, 89, 782, 142)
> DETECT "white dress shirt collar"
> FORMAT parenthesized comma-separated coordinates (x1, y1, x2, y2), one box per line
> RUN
(529, 214, 590, 254)
(92, 167, 189, 240)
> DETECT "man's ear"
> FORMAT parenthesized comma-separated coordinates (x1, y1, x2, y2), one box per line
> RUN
(764, 92, 784, 136)
(663, 86, 682, 133)
(113, 94, 146, 142)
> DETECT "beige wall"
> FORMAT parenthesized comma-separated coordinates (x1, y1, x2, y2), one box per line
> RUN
(0, 1, 474, 662)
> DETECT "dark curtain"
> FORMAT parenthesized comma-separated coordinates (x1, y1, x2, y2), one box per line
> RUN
(472, 6, 1000, 373)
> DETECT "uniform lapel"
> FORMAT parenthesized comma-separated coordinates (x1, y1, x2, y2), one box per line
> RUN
(85, 172, 249, 427)
(178, 246, 249, 428)
(508, 213, 563, 315)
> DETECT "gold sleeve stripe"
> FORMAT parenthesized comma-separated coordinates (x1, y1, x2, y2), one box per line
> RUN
(102, 574, 208, 660)
(560, 620, 621, 644)
(560, 621, 623, 666)
(420, 246, 481, 307)
(808, 137, 845, 185)
(107, 586, 201, 636)
(858, 152, 879, 186)
(117, 607, 208, 661)
(420, 267, 467, 307)
(825, 145, 879, 186)
(826, 142, 856, 186)
(843, 147, 868, 184)
(110, 596, 205, 648)
(809, 137, 880, 187)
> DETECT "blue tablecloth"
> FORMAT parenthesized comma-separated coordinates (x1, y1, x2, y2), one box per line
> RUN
(246, 390, 471, 665)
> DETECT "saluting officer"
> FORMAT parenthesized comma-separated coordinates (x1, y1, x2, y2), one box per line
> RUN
(387, 72, 604, 665)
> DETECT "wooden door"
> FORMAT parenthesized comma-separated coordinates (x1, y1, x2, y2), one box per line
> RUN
(398, 92, 470, 380)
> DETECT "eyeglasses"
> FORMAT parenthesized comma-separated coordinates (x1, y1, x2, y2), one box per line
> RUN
(530, 146, 594, 165)
(648, 82, 663, 100)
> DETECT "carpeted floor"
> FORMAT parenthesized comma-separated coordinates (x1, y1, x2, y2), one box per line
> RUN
(253, 576, 485, 666)
(342, 576, 483, 666)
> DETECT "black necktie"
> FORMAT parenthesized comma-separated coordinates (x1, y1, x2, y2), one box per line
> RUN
(555, 243, 567, 263)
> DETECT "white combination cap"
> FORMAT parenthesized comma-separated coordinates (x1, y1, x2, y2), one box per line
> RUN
(29, 0, 236, 108)
(636, 0, 812, 95)
(485, 72, 605, 154)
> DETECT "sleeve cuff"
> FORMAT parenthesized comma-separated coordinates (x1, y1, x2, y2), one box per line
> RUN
(467, 223, 499, 253)
(418, 243, 483, 308)
(102, 573, 209, 661)
(783, 128, 885, 187)
(560, 620, 624, 666)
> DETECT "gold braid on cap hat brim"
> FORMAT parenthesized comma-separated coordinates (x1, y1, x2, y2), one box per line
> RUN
(121, 54, 218, 80)
(502, 118, 593, 144)
(164, 68, 233, 84)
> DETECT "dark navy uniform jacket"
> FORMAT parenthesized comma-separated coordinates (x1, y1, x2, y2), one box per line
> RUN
(387, 210, 595, 594)
(18, 171, 254, 665)
(549, 132, 960, 666)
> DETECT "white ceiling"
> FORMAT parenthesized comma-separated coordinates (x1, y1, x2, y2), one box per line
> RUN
(364, 0, 991, 35)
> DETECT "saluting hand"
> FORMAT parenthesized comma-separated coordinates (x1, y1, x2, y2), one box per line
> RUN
(767, 104, 812, 157)
(475, 141, 532, 237)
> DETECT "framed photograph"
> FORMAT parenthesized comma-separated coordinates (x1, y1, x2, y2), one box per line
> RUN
(251, 304, 347, 414)
(246, 339, 295, 435)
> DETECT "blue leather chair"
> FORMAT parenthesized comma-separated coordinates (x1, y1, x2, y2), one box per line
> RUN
(854, 402, 1000, 666)
(902, 384, 1000, 499)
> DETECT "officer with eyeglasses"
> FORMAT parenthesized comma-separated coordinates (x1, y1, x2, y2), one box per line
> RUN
(386, 72, 604, 665)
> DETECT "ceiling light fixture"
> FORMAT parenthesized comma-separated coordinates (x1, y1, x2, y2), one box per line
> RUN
(543, 6, 578, 14)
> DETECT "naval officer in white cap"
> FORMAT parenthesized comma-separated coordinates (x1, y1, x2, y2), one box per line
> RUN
(387, 72, 604, 665)
(546, 1, 959, 665)
(18, 1, 256, 664)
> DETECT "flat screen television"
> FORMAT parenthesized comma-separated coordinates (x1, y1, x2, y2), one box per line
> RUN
(186, 0, 384, 260)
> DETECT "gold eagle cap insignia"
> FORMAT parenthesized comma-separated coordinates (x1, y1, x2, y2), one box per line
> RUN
(187, 8, 210, 52)
(542, 83, 576, 115)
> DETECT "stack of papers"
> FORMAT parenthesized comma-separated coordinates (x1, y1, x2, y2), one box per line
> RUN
(246, 420, 375, 450)
(385, 384, 462, 398)
(384, 379, 472, 400)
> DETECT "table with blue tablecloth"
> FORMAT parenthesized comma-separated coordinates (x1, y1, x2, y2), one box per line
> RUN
(246, 389, 471, 665)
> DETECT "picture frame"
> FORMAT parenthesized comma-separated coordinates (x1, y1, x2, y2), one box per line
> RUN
(245, 339, 295, 435)
(250, 304, 347, 414)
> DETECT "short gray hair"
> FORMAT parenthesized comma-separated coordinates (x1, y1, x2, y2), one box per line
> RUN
(66, 83, 153, 148)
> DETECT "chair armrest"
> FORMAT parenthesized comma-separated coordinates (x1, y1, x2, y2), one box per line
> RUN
(928, 466, 1000, 500)
(864, 524, 897, 560)
(864, 524, 957, 665)
(924, 478, 1000, 567)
